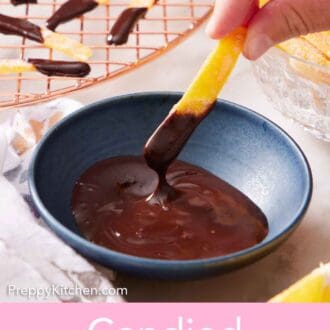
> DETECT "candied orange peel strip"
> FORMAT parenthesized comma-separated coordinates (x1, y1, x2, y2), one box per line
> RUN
(260, 0, 329, 83)
(259, 0, 269, 7)
(279, 38, 328, 66)
(279, 38, 330, 84)
(303, 32, 330, 59)
(129, 0, 156, 8)
(0, 59, 35, 74)
(42, 29, 92, 62)
(95, 0, 108, 4)
(174, 27, 246, 116)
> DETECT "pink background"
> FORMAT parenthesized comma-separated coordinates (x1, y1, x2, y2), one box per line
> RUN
(1, 303, 329, 329)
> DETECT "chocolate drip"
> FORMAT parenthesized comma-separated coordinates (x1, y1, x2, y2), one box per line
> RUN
(107, 7, 148, 45)
(11, 0, 37, 6)
(0, 14, 43, 43)
(28, 59, 91, 77)
(47, 0, 98, 31)
(144, 113, 203, 180)
(144, 106, 213, 204)
(72, 156, 268, 260)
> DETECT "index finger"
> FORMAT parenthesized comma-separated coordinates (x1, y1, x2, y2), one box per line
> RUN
(206, 0, 259, 39)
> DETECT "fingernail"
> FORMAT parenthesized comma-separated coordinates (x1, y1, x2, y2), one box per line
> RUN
(244, 34, 273, 60)
(205, 14, 227, 39)
(206, 15, 217, 37)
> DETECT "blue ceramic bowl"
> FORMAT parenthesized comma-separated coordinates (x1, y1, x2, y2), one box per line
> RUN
(29, 92, 312, 280)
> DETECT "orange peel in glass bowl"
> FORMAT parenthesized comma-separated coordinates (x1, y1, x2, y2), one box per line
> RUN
(258, 0, 330, 84)
(303, 31, 330, 58)
(278, 36, 330, 85)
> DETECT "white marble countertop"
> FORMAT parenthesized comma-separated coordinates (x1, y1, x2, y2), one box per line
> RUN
(1, 24, 329, 302)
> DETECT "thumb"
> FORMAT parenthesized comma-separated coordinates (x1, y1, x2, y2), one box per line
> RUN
(244, 0, 330, 60)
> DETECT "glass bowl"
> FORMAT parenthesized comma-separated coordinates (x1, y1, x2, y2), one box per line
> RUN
(253, 47, 330, 141)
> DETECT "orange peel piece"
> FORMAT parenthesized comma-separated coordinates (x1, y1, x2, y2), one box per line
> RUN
(259, 0, 269, 7)
(174, 27, 246, 116)
(0, 59, 35, 74)
(95, 0, 108, 4)
(129, 0, 156, 8)
(270, 263, 330, 303)
(259, 0, 329, 84)
(303, 31, 330, 59)
(279, 38, 328, 66)
(42, 29, 92, 62)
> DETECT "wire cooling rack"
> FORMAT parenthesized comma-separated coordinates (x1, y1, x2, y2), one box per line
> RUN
(0, 0, 213, 108)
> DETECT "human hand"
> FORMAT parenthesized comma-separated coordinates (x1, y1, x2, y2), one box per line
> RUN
(206, 0, 330, 60)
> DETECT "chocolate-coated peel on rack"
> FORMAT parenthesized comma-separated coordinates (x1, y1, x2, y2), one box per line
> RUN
(0, 13, 92, 61)
(0, 59, 90, 77)
(0, 0, 214, 108)
(107, 0, 157, 45)
(11, 0, 36, 5)
(47, 0, 108, 31)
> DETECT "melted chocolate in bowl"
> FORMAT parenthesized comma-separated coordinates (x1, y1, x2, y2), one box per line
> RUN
(72, 156, 268, 260)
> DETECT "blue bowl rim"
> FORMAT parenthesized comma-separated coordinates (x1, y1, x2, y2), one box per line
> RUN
(28, 92, 313, 270)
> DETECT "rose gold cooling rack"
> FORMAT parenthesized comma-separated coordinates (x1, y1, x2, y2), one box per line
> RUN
(0, 0, 214, 109)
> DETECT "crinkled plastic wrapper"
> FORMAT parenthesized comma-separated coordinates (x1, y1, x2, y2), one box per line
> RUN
(0, 99, 120, 302)
(0, 98, 82, 192)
